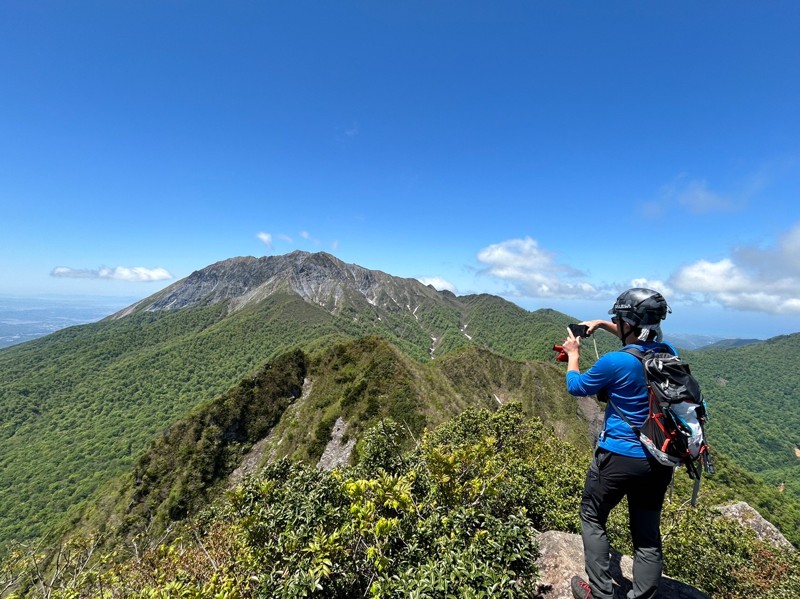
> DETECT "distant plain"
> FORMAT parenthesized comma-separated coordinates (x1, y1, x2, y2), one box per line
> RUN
(0, 296, 135, 349)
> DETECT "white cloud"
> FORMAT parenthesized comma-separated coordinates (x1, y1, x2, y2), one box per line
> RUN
(51, 266, 173, 282)
(629, 278, 674, 298)
(417, 277, 457, 293)
(642, 174, 742, 218)
(671, 259, 749, 293)
(736, 223, 800, 275)
(667, 224, 800, 314)
(264, 230, 330, 250)
(675, 179, 737, 214)
(299, 230, 322, 246)
(474, 225, 800, 315)
(257, 232, 272, 247)
(477, 237, 602, 299)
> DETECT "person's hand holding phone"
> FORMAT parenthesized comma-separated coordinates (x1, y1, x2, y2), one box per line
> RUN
(568, 323, 590, 338)
(562, 324, 583, 360)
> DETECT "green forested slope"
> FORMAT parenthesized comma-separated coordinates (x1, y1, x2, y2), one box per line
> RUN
(0, 288, 592, 548)
(459, 297, 620, 366)
(72, 337, 592, 550)
(0, 294, 344, 544)
(686, 334, 800, 498)
(77, 335, 800, 558)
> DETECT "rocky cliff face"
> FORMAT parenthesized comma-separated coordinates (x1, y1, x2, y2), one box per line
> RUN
(122, 251, 450, 318)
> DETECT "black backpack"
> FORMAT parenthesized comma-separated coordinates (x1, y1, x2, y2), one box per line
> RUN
(608, 344, 714, 504)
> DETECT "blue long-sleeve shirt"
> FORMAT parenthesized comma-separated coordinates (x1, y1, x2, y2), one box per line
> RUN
(566, 341, 677, 458)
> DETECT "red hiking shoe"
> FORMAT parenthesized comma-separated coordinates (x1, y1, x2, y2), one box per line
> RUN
(570, 575, 594, 599)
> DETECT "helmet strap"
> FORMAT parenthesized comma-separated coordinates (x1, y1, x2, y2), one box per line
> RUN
(615, 312, 628, 345)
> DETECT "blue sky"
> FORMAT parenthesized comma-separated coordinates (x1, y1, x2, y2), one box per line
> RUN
(2, 1, 799, 339)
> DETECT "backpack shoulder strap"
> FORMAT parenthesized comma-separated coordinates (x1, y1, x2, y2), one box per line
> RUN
(653, 341, 677, 356)
(619, 342, 675, 361)
(620, 346, 647, 361)
(607, 399, 639, 434)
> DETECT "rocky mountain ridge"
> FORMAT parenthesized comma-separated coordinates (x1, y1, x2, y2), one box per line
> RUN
(116, 251, 451, 320)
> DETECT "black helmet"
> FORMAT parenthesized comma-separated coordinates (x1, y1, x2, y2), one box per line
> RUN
(609, 288, 671, 328)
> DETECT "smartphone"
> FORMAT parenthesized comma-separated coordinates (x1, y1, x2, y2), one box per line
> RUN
(568, 323, 590, 338)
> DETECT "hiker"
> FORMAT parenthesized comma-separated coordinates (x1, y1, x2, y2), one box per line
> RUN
(562, 288, 675, 599)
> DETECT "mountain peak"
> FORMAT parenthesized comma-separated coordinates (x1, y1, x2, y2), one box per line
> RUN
(131, 251, 436, 316)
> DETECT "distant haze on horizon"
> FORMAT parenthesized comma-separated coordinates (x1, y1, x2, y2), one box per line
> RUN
(3, 249, 797, 342)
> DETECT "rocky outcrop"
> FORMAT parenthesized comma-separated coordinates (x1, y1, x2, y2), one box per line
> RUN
(535, 530, 710, 599)
(716, 501, 795, 550)
(534, 500, 794, 598)
(228, 436, 273, 487)
(317, 417, 356, 470)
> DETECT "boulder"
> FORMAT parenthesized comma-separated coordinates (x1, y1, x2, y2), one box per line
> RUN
(716, 501, 794, 550)
(534, 530, 709, 598)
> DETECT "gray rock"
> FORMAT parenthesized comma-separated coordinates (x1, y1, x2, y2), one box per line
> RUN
(716, 501, 794, 550)
(317, 417, 356, 470)
(534, 530, 709, 599)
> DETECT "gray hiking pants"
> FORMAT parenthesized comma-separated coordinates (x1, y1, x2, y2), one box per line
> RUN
(580, 448, 673, 599)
